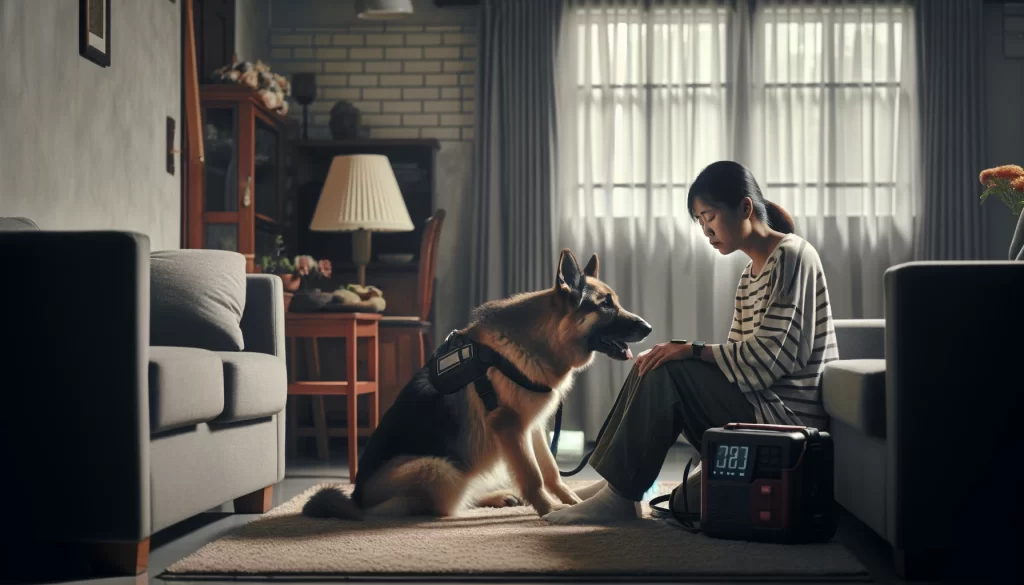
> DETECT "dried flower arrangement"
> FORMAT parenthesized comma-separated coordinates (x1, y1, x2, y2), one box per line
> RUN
(209, 55, 291, 115)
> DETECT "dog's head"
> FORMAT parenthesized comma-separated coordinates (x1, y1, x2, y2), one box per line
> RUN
(554, 249, 652, 361)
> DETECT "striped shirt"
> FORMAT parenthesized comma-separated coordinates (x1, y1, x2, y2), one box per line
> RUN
(711, 234, 839, 429)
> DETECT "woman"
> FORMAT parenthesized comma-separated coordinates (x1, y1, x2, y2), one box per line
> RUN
(545, 161, 838, 525)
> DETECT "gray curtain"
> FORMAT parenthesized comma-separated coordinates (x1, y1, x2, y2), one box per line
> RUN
(913, 0, 988, 260)
(469, 0, 565, 309)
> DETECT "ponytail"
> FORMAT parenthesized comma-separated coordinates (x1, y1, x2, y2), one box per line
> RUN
(765, 201, 795, 234)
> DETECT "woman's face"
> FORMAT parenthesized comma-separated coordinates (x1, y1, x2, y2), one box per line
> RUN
(692, 196, 751, 255)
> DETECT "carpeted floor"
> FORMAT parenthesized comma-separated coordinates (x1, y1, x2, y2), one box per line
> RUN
(161, 480, 869, 581)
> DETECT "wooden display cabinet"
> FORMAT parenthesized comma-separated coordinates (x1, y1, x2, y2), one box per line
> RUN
(185, 84, 297, 271)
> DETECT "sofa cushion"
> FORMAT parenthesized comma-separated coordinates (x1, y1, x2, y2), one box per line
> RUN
(822, 359, 887, 439)
(833, 319, 885, 360)
(150, 249, 247, 352)
(213, 351, 288, 423)
(149, 347, 225, 434)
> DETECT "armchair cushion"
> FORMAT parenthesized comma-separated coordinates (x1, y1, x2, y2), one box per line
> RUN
(833, 318, 885, 360)
(150, 250, 247, 351)
(213, 351, 288, 423)
(822, 359, 887, 439)
(149, 347, 225, 434)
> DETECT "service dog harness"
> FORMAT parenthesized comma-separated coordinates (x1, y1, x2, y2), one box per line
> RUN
(427, 330, 565, 455)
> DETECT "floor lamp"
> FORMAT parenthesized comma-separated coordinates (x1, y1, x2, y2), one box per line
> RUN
(309, 155, 414, 285)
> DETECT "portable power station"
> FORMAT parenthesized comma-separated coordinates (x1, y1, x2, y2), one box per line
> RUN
(651, 423, 837, 544)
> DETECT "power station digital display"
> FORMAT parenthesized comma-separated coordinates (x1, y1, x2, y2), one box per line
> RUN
(712, 444, 750, 477)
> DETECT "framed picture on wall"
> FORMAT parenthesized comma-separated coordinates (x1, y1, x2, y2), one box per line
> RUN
(79, 0, 111, 67)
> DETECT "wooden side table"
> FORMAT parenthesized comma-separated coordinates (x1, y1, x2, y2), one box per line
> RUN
(285, 312, 380, 482)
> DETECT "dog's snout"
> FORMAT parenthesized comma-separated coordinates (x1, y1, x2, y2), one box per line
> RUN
(636, 318, 653, 339)
(617, 312, 652, 342)
(640, 319, 652, 336)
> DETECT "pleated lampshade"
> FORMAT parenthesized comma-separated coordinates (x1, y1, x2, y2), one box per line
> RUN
(309, 155, 414, 233)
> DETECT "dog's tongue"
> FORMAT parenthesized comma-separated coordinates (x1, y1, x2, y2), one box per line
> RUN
(625, 347, 633, 360)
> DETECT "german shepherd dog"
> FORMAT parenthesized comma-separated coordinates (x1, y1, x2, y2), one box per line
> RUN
(301, 249, 652, 519)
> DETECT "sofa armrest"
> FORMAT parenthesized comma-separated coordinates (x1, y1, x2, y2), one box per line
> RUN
(884, 261, 1024, 579)
(240, 274, 285, 359)
(0, 230, 151, 542)
(833, 318, 885, 360)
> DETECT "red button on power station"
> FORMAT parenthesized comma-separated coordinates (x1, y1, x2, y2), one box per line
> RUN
(759, 510, 772, 521)
(760, 485, 772, 495)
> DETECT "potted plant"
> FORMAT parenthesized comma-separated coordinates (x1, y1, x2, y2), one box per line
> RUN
(978, 165, 1024, 260)
(258, 235, 300, 292)
(258, 254, 300, 292)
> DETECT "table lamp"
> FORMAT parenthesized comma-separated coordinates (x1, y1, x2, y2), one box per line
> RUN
(309, 154, 414, 285)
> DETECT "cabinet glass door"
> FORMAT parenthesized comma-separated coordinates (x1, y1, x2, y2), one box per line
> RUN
(254, 116, 280, 221)
(202, 104, 242, 252)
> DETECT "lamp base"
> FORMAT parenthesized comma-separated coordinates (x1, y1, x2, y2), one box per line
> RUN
(352, 230, 371, 286)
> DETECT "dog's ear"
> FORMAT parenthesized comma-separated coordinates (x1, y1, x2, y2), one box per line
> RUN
(583, 254, 599, 278)
(555, 249, 584, 305)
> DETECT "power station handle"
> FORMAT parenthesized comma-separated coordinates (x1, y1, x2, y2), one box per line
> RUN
(723, 423, 807, 432)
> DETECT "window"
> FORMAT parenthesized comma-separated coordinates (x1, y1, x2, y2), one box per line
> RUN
(570, 5, 732, 218)
(567, 2, 915, 219)
(756, 4, 913, 218)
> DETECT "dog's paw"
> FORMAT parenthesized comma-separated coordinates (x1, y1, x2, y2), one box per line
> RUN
(553, 484, 583, 505)
(475, 491, 524, 508)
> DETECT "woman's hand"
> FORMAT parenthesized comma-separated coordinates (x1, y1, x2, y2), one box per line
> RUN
(635, 342, 691, 377)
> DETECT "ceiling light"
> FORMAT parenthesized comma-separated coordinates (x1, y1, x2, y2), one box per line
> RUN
(357, 0, 414, 20)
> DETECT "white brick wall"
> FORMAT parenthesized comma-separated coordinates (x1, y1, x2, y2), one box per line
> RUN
(270, 23, 476, 143)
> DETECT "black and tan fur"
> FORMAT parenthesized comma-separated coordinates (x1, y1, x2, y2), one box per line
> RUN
(302, 249, 651, 520)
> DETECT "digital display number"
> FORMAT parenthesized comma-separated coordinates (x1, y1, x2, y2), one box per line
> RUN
(713, 444, 750, 477)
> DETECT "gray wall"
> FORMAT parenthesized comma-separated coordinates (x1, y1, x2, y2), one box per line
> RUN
(236, 0, 272, 63)
(984, 3, 1024, 260)
(0, 0, 182, 251)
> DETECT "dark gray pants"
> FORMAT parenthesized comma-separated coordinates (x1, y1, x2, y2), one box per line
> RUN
(587, 359, 757, 500)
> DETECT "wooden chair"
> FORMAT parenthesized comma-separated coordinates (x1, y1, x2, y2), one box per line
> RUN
(379, 209, 446, 365)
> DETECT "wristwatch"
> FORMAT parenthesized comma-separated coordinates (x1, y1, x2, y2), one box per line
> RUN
(691, 341, 706, 358)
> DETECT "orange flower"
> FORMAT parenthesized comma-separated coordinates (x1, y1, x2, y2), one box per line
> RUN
(979, 165, 1024, 185)
(1011, 177, 1024, 192)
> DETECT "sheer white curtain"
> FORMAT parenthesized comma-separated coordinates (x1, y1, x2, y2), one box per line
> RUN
(748, 0, 919, 319)
(554, 0, 919, 439)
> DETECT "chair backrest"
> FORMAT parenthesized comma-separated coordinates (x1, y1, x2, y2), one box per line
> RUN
(416, 209, 446, 322)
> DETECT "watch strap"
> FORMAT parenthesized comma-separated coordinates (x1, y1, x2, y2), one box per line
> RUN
(692, 341, 705, 358)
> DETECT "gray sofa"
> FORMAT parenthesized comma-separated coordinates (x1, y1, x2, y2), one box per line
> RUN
(1, 219, 287, 576)
(824, 261, 1023, 583)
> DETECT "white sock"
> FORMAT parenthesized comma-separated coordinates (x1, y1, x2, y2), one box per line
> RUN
(543, 484, 640, 525)
(574, 480, 607, 500)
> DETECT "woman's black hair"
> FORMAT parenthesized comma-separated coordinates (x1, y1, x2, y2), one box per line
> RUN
(686, 161, 795, 234)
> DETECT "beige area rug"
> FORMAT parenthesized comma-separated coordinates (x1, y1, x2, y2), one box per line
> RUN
(161, 480, 868, 582)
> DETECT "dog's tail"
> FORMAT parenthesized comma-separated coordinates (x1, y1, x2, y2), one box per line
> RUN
(301, 485, 365, 521)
